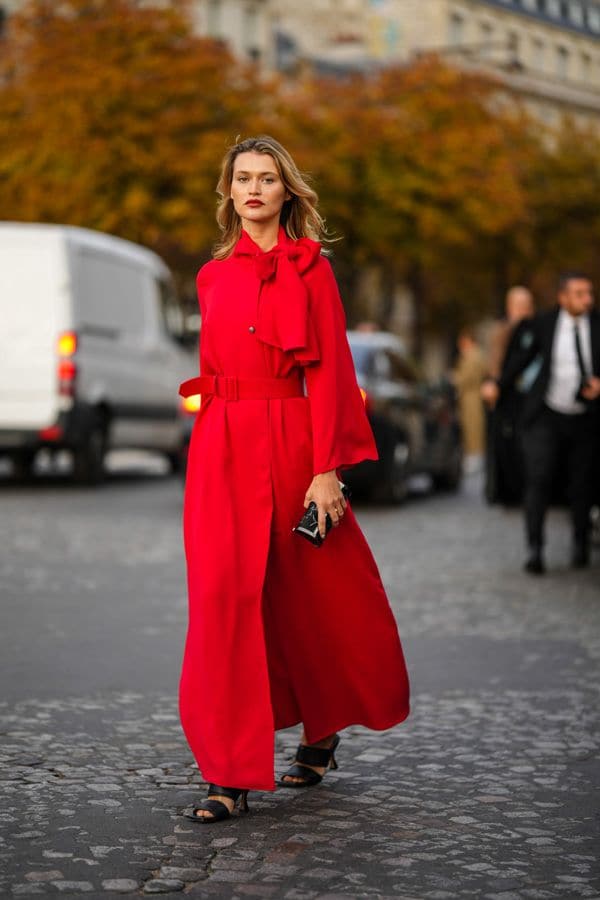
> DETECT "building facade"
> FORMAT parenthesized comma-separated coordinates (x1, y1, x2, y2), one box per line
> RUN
(189, 0, 274, 65)
(268, 0, 600, 124)
(2, 0, 600, 123)
(394, 0, 600, 126)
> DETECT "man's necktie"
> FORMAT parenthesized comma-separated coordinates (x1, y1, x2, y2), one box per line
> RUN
(573, 321, 588, 378)
(573, 321, 588, 401)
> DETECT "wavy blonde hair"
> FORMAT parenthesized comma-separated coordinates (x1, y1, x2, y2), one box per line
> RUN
(213, 135, 328, 259)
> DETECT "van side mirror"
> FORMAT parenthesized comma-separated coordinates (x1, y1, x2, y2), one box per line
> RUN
(176, 329, 199, 350)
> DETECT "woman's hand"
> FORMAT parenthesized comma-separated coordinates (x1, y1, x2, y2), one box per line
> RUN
(304, 470, 348, 539)
(480, 378, 499, 409)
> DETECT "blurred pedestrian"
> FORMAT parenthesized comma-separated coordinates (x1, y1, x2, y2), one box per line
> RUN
(486, 273, 600, 573)
(178, 136, 410, 824)
(354, 320, 380, 332)
(482, 286, 536, 504)
(487, 287, 536, 384)
(452, 328, 487, 473)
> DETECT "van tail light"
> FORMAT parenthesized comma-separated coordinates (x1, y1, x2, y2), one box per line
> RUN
(57, 331, 78, 356)
(39, 424, 63, 442)
(57, 330, 78, 397)
(181, 394, 201, 415)
(359, 387, 372, 415)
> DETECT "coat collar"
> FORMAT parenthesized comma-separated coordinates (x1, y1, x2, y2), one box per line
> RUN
(233, 226, 322, 362)
(233, 226, 321, 274)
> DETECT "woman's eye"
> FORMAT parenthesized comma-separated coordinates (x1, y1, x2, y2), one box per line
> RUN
(237, 176, 248, 182)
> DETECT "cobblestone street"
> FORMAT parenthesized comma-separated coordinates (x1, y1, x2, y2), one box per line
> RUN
(1, 462, 599, 898)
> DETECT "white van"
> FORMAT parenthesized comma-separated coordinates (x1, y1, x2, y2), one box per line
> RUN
(0, 223, 195, 482)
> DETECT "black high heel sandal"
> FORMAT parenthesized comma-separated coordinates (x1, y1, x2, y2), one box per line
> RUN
(278, 734, 340, 788)
(185, 784, 249, 824)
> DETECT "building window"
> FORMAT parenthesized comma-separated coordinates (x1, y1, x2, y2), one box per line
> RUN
(556, 45, 569, 79)
(507, 29, 521, 66)
(207, 0, 221, 38)
(568, 1, 584, 26)
(580, 52, 592, 81)
(449, 12, 464, 45)
(545, 0, 561, 18)
(588, 7, 600, 32)
(531, 36, 545, 70)
(479, 20, 494, 55)
(243, 3, 260, 59)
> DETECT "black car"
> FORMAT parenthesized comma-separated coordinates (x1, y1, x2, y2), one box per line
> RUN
(344, 331, 462, 502)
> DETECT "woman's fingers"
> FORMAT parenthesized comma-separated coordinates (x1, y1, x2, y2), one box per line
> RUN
(317, 505, 328, 538)
(317, 502, 343, 536)
(306, 484, 348, 536)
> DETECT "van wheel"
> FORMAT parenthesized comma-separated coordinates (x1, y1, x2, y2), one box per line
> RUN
(166, 450, 182, 475)
(12, 450, 36, 482)
(72, 421, 107, 485)
(435, 446, 463, 492)
(383, 436, 410, 504)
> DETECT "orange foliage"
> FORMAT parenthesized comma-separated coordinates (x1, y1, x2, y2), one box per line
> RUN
(0, 0, 260, 269)
(2, 2, 600, 332)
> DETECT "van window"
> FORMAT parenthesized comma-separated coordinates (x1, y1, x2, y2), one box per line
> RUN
(349, 343, 374, 377)
(158, 278, 185, 341)
(75, 250, 148, 337)
(373, 351, 392, 379)
(388, 351, 419, 383)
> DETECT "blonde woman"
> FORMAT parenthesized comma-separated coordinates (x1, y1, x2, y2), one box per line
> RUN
(179, 136, 410, 823)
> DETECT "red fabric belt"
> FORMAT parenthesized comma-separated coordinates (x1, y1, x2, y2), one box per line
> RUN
(179, 373, 304, 401)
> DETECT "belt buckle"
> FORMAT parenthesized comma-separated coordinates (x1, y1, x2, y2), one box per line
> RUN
(220, 376, 238, 401)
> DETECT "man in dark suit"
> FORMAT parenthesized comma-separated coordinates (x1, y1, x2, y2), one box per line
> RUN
(483, 273, 600, 573)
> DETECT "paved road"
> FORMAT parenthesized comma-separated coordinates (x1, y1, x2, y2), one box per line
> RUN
(1, 458, 599, 898)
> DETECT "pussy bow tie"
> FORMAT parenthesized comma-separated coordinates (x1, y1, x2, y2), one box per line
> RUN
(234, 228, 321, 363)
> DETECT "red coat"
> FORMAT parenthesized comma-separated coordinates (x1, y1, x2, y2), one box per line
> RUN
(180, 227, 410, 792)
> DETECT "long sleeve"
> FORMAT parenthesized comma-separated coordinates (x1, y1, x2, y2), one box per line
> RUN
(487, 321, 512, 380)
(304, 259, 378, 474)
(197, 263, 217, 378)
(498, 319, 541, 392)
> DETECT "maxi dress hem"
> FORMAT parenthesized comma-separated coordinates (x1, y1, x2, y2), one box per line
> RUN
(195, 706, 412, 794)
(277, 706, 411, 748)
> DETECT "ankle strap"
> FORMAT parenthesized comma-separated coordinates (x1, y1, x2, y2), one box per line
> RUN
(295, 744, 333, 767)
(207, 784, 243, 800)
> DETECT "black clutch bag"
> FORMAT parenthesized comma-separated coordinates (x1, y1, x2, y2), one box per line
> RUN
(292, 483, 351, 547)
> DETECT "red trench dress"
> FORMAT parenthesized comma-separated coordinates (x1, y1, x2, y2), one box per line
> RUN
(180, 227, 410, 792)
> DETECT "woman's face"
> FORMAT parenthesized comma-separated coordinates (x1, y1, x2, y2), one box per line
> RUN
(230, 151, 290, 229)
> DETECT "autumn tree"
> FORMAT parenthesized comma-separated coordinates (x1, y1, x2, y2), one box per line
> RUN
(3, 3, 600, 356)
(512, 121, 600, 302)
(270, 59, 530, 352)
(0, 0, 261, 287)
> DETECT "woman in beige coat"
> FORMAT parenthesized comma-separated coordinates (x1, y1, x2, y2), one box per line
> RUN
(453, 329, 487, 462)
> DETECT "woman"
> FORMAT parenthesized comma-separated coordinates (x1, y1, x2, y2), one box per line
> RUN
(179, 136, 410, 823)
(452, 329, 487, 470)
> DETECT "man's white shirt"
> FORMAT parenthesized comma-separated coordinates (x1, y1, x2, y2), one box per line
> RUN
(545, 308, 593, 415)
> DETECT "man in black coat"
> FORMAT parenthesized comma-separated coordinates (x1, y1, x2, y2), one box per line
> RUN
(484, 273, 600, 573)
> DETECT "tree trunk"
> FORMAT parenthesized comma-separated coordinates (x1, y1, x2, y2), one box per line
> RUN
(407, 263, 425, 362)
(379, 265, 396, 331)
